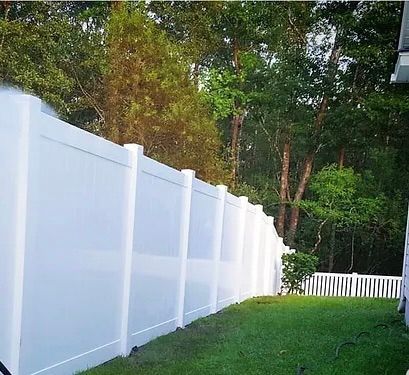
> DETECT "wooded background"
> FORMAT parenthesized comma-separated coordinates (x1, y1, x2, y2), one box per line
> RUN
(1, 1, 408, 275)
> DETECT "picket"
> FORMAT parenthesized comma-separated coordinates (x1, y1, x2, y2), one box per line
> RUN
(302, 272, 402, 299)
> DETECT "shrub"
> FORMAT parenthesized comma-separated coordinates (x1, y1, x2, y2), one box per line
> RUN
(281, 252, 318, 294)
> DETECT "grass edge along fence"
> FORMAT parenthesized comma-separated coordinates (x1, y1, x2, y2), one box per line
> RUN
(0, 93, 291, 375)
(302, 272, 402, 298)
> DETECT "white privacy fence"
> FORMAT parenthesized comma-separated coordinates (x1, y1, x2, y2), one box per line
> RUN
(0, 93, 290, 375)
(301, 272, 402, 299)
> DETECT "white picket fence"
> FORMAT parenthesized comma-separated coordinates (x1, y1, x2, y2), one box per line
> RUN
(0, 93, 290, 375)
(302, 272, 402, 299)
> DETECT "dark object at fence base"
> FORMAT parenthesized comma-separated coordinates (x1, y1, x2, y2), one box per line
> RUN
(296, 365, 307, 374)
(354, 331, 370, 342)
(374, 323, 389, 329)
(130, 346, 139, 356)
(335, 341, 356, 358)
(0, 361, 12, 375)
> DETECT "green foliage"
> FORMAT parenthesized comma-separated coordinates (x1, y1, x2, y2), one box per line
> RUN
(281, 252, 318, 294)
(104, 5, 228, 183)
(230, 182, 261, 206)
(0, 2, 108, 128)
(231, 176, 280, 210)
(203, 68, 248, 120)
(301, 165, 384, 228)
(1, 1, 408, 274)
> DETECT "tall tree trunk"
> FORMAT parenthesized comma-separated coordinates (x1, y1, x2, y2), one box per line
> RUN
(230, 113, 244, 185)
(286, 39, 342, 246)
(287, 152, 314, 244)
(338, 146, 345, 168)
(277, 141, 291, 237)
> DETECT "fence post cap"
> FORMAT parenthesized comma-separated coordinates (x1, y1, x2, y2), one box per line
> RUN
(216, 184, 227, 195)
(7, 93, 42, 113)
(267, 216, 275, 225)
(255, 204, 263, 212)
(239, 196, 249, 205)
(21, 93, 42, 107)
(124, 144, 144, 153)
(181, 169, 195, 176)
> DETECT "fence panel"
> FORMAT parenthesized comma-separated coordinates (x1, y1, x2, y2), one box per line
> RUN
(302, 272, 402, 299)
(184, 178, 219, 325)
(239, 204, 256, 301)
(0, 93, 288, 375)
(217, 193, 241, 310)
(19, 99, 131, 375)
(127, 156, 186, 349)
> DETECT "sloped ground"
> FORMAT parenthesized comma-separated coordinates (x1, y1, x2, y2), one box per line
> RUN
(80, 296, 409, 375)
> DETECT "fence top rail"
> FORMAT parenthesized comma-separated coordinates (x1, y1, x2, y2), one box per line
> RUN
(247, 203, 256, 214)
(312, 272, 402, 280)
(140, 154, 186, 187)
(39, 108, 132, 168)
(225, 192, 241, 208)
(355, 274, 402, 280)
(192, 177, 218, 199)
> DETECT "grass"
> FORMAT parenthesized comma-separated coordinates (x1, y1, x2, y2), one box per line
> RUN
(80, 296, 409, 375)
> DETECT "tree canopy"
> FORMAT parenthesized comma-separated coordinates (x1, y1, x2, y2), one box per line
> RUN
(1, 1, 407, 275)
(103, 4, 227, 182)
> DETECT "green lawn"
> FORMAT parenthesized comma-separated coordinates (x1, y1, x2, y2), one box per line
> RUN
(80, 296, 409, 375)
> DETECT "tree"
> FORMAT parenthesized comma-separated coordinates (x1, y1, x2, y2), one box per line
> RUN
(1, 1, 408, 275)
(104, 4, 227, 182)
(301, 165, 384, 272)
(0, 1, 109, 128)
(149, 2, 287, 185)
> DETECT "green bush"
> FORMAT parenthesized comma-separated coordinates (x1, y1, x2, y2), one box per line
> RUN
(281, 252, 318, 294)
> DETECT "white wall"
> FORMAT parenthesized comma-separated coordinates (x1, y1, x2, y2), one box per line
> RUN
(0, 93, 288, 375)
(401, 206, 409, 324)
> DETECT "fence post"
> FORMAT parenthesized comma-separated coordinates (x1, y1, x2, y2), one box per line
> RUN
(210, 185, 227, 313)
(234, 196, 248, 303)
(399, 204, 409, 303)
(351, 272, 358, 297)
(271, 235, 279, 295)
(10, 95, 41, 375)
(176, 169, 195, 328)
(263, 217, 275, 296)
(276, 237, 285, 294)
(120, 144, 143, 356)
(251, 205, 263, 297)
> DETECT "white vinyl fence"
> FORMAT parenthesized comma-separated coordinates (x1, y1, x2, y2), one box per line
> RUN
(302, 272, 402, 299)
(0, 93, 291, 375)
